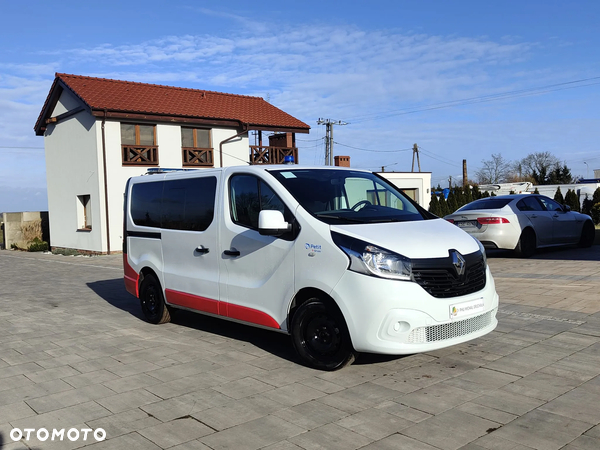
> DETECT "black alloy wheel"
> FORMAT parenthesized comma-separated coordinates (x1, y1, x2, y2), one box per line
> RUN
(291, 298, 356, 371)
(139, 274, 171, 324)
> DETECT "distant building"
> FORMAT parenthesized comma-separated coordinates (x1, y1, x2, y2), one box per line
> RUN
(35, 73, 310, 254)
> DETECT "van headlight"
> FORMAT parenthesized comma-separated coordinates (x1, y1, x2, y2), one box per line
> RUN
(332, 232, 412, 281)
(474, 237, 487, 269)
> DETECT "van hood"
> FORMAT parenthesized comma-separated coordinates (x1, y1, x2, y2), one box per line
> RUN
(330, 218, 480, 259)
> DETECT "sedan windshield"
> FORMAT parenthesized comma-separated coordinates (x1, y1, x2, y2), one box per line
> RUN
(270, 169, 428, 224)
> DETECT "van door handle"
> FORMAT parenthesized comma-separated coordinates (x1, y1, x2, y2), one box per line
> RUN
(195, 246, 210, 254)
(224, 249, 240, 257)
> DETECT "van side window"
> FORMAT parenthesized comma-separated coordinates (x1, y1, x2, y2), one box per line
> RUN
(230, 175, 290, 229)
(162, 177, 217, 231)
(131, 177, 217, 231)
(131, 181, 164, 227)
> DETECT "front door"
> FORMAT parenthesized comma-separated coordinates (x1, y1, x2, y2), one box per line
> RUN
(218, 173, 296, 330)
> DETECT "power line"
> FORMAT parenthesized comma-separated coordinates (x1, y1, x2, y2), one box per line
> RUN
(345, 76, 600, 124)
(333, 141, 412, 153)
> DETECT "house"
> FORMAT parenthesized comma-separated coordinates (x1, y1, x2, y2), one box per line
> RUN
(34, 73, 310, 254)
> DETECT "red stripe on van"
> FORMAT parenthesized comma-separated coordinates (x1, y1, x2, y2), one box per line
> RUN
(227, 304, 281, 329)
(164, 289, 280, 329)
(123, 255, 139, 298)
(165, 289, 219, 315)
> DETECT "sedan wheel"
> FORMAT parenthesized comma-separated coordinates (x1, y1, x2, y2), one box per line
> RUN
(579, 221, 595, 248)
(515, 228, 536, 258)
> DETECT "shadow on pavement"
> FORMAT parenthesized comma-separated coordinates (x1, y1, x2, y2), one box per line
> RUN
(487, 245, 600, 261)
(87, 278, 299, 365)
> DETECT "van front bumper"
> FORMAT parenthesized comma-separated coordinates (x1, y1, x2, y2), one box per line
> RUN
(330, 267, 499, 355)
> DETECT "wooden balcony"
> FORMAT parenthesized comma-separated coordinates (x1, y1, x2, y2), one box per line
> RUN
(122, 145, 158, 165)
(250, 146, 298, 165)
(182, 147, 214, 167)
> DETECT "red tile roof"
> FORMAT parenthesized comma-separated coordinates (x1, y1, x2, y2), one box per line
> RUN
(35, 73, 310, 135)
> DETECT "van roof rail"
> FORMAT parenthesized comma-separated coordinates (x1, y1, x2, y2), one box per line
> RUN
(145, 168, 199, 175)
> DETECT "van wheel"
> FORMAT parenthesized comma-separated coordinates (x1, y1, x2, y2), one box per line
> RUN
(579, 221, 595, 248)
(139, 274, 171, 324)
(291, 298, 356, 371)
(514, 228, 536, 258)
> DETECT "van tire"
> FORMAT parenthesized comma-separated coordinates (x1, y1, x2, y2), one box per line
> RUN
(139, 274, 171, 324)
(291, 298, 356, 371)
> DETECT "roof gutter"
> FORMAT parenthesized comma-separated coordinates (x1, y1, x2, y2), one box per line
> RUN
(219, 124, 249, 167)
(101, 109, 111, 254)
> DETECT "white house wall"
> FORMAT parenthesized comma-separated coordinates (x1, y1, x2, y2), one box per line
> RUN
(44, 90, 104, 252)
(101, 122, 250, 254)
(378, 172, 432, 207)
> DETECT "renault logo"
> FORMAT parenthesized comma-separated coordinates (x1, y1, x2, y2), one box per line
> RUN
(450, 250, 466, 277)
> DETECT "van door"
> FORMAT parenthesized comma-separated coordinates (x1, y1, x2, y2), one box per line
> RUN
(161, 175, 221, 311)
(218, 173, 296, 330)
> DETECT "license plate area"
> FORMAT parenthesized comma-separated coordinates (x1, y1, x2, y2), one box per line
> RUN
(456, 220, 478, 228)
(450, 298, 485, 320)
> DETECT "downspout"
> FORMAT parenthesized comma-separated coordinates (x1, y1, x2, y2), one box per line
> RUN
(219, 124, 248, 167)
(101, 109, 111, 254)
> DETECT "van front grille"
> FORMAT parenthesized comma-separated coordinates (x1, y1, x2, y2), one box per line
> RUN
(412, 251, 486, 299)
(408, 309, 495, 344)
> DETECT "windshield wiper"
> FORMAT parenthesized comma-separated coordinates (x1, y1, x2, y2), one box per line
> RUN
(315, 214, 366, 223)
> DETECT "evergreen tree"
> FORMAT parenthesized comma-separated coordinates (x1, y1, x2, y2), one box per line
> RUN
(533, 187, 540, 194)
(429, 194, 441, 216)
(554, 186, 564, 204)
(439, 196, 450, 217)
(564, 189, 579, 212)
(447, 190, 458, 213)
(593, 187, 600, 205)
(465, 185, 473, 204)
(582, 195, 594, 217)
(481, 191, 490, 198)
(472, 185, 481, 200)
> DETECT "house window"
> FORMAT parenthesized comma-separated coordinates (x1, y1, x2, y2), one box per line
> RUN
(121, 123, 158, 165)
(77, 195, 92, 230)
(182, 127, 213, 167)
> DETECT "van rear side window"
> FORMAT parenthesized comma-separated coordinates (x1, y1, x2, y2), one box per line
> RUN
(131, 177, 217, 231)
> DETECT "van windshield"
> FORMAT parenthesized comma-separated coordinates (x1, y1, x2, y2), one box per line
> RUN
(270, 169, 427, 224)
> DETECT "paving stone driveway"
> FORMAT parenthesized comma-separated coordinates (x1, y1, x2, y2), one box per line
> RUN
(0, 246, 599, 450)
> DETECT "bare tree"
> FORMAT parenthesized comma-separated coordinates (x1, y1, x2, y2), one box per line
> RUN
(475, 154, 513, 184)
(520, 152, 561, 184)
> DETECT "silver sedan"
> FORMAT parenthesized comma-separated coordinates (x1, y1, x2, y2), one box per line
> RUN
(444, 194, 595, 257)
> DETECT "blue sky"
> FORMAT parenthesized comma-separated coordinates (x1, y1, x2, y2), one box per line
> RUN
(1, 0, 599, 212)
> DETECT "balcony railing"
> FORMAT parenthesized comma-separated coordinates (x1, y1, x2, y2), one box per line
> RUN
(182, 147, 214, 167)
(122, 145, 158, 165)
(250, 146, 298, 165)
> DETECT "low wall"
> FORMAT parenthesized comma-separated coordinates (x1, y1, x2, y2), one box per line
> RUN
(1, 211, 49, 250)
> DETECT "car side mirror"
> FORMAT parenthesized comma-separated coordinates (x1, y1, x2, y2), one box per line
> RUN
(258, 210, 291, 236)
(563, 205, 571, 212)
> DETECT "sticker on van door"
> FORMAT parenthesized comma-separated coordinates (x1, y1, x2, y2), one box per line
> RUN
(305, 243, 322, 257)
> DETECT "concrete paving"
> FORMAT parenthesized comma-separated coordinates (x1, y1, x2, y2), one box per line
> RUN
(0, 245, 599, 450)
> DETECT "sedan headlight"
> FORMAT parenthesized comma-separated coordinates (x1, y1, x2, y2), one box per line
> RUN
(332, 232, 412, 281)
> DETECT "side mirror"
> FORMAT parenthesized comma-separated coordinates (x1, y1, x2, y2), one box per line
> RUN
(258, 210, 291, 236)
(563, 205, 571, 212)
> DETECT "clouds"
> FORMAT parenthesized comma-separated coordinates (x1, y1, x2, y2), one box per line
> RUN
(1, 6, 599, 212)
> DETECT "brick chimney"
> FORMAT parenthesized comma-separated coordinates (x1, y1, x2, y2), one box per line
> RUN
(334, 156, 350, 167)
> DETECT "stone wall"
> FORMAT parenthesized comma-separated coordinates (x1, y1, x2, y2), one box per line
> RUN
(1, 211, 49, 250)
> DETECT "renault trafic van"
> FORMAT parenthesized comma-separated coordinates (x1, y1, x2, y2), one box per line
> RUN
(124, 166, 498, 370)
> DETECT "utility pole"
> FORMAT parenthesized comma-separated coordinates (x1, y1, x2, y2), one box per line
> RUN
(317, 119, 347, 165)
(462, 159, 468, 187)
(448, 176, 453, 189)
(411, 143, 421, 172)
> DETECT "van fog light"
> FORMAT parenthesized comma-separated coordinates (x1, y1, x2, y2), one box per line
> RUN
(393, 321, 410, 333)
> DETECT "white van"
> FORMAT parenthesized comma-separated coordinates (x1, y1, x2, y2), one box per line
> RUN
(124, 165, 498, 370)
